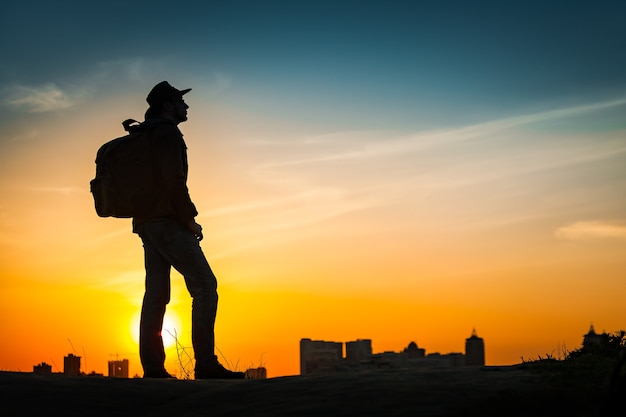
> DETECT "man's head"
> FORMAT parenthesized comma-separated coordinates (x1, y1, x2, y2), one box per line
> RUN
(145, 81, 191, 124)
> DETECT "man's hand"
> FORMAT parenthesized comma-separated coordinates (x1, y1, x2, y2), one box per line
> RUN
(187, 220, 203, 241)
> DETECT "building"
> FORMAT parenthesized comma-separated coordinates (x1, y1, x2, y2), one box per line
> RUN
(33, 362, 52, 374)
(300, 338, 343, 375)
(346, 339, 372, 363)
(582, 324, 608, 350)
(64, 353, 81, 376)
(301, 334, 479, 375)
(108, 359, 129, 378)
(465, 329, 485, 366)
(369, 345, 463, 370)
(403, 341, 425, 358)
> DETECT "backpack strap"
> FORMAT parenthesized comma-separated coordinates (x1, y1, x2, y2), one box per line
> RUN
(122, 119, 141, 132)
(122, 118, 174, 133)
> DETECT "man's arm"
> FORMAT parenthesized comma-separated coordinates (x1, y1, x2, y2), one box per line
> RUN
(151, 124, 199, 226)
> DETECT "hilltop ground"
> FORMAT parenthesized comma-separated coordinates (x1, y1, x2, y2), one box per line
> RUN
(0, 365, 620, 416)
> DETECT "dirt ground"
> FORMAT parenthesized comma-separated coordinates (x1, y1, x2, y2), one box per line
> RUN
(0, 366, 615, 416)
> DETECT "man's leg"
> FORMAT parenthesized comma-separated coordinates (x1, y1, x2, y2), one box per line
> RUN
(138, 228, 172, 377)
(153, 222, 219, 368)
(169, 236, 244, 378)
(140, 219, 243, 379)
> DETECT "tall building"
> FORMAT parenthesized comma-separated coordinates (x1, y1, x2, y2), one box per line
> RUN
(301, 332, 486, 375)
(108, 359, 129, 378)
(465, 329, 485, 366)
(64, 353, 81, 376)
(346, 339, 372, 363)
(300, 338, 343, 375)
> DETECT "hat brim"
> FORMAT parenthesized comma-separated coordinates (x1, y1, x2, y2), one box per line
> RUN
(180, 88, 191, 95)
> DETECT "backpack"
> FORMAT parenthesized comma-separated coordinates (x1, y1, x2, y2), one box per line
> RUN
(90, 119, 162, 218)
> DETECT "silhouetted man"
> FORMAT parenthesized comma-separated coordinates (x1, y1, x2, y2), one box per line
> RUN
(134, 81, 244, 379)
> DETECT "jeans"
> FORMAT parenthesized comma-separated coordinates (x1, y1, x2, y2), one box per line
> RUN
(136, 218, 218, 373)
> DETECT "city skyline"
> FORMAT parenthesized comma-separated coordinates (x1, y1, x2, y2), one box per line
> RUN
(1, 1, 625, 378)
(24, 324, 606, 379)
(300, 329, 485, 375)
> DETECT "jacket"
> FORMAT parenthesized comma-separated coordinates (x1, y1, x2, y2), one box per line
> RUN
(132, 120, 198, 232)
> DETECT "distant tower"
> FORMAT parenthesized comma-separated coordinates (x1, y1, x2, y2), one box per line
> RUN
(300, 338, 343, 375)
(108, 358, 129, 378)
(64, 353, 81, 376)
(465, 329, 485, 366)
(582, 324, 608, 350)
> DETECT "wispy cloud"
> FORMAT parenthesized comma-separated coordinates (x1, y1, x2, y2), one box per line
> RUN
(1, 58, 173, 115)
(246, 132, 625, 213)
(210, 96, 626, 255)
(2, 83, 83, 112)
(257, 96, 626, 169)
(555, 220, 626, 242)
(242, 97, 626, 207)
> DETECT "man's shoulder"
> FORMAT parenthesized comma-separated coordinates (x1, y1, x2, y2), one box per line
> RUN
(144, 119, 180, 133)
(145, 120, 183, 141)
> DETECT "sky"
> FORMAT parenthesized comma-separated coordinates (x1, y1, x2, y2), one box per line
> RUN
(1, 0, 625, 378)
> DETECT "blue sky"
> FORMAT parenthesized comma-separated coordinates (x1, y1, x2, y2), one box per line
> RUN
(3, 1, 626, 129)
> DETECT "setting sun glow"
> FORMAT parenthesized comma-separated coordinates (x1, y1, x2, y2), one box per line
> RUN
(130, 312, 184, 350)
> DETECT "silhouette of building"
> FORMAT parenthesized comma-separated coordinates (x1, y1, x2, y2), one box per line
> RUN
(108, 358, 129, 378)
(425, 352, 465, 367)
(403, 341, 425, 358)
(465, 329, 485, 366)
(582, 324, 608, 351)
(33, 362, 52, 374)
(346, 339, 372, 363)
(368, 343, 463, 370)
(300, 333, 479, 375)
(300, 338, 343, 375)
(64, 353, 81, 376)
(245, 367, 267, 380)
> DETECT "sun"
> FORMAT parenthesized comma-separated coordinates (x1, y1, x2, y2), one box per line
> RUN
(130, 311, 183, 349)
